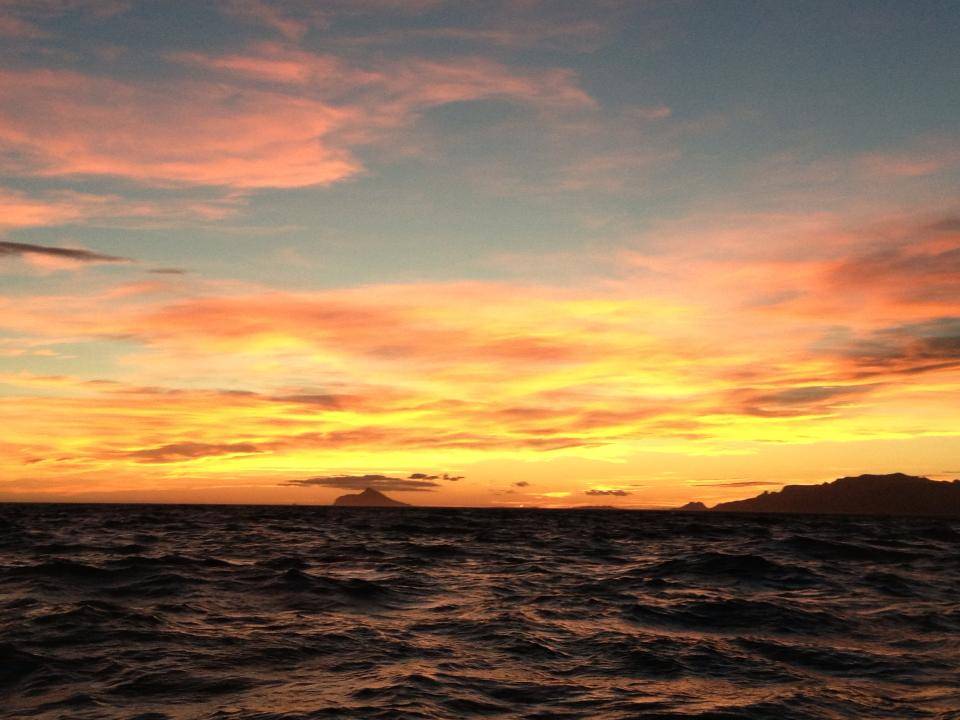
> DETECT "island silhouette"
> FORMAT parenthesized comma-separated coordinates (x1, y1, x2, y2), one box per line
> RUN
(679, 473, 960, 516)
(330, 473, 960, 515)
(333, 487, 410, 507)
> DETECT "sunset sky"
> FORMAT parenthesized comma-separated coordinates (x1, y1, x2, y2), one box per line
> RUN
(1, 0, 959, 506)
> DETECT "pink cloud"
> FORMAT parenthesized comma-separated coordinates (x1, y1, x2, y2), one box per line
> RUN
(221, 0, 320, 41)
(219, 0, 444, 41)
(0, 69, 360, 189)
(0, 190, 93, 229)
(0, 0, 128, 37)
(176, 43, 594, 111)
(0, 13, 46, 37)
(0, 47, 591, 190)
(0, 189, 238, 237)
(859, 141, 960, 178)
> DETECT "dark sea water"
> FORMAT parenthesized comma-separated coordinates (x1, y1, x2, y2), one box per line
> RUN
(1, 505, 959, 720)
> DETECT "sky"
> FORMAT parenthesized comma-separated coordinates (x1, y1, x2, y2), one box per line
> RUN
(1, 0, 959, 507)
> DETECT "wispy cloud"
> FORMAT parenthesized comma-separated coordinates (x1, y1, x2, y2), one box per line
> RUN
(125, 441, 262, 463)
(0, 44, 590, 193)
(835, 318, 960, 376)
(0, 0, 128, 38)
(219, 0, 443, 42)
(0, 188, 238, 233)
(2, 242, 959, 483)
(689, 480, 783, 488)
(287, 473, 443, 491)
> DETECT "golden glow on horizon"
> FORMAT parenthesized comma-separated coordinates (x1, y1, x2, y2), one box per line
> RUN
(2, 253, 959, 505)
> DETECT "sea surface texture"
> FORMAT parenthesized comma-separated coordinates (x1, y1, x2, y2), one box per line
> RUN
(1, 505, 958, 720)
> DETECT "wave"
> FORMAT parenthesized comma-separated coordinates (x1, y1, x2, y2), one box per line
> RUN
(644, 551, 823, 586)
(1, 504, 957, 719)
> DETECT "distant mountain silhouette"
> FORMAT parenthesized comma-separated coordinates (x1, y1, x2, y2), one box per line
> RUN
(333, 488, 410, 507)
(676, 501, 709, 512)
(700, 473, 960, 516)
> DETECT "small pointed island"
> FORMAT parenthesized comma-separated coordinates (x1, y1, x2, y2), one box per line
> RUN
(676, 501, 709, 512)
(333, 487, 410, 507)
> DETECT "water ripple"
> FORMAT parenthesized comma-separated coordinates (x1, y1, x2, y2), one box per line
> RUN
(1, 504, 958, 719)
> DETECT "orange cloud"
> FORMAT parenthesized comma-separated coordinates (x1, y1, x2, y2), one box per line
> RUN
(2, 263, 958, 471)
(2, 204, 959, 502)
(624, 210, 960, 327)
(823, 217, 960, 307)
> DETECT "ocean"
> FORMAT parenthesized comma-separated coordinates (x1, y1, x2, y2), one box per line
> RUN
(1, 504, 958, 719)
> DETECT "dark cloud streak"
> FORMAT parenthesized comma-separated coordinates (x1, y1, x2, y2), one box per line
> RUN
(690, 480, 783, 488)
(0, 240, 129, 263)
(125, 441, 261, 463)
(288, 474, 441, 492)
